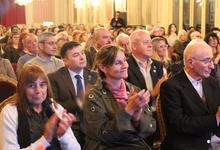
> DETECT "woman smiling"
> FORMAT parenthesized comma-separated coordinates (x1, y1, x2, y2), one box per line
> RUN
(83, 45, 156, 150)
(0, 65, 81, 150)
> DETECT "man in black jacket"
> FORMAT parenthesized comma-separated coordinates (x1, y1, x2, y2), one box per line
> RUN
(110, 11, 125, 28)
(126, 29, 166, 99)
(160, 39, 220, 150)
(126, 29, 167, 148)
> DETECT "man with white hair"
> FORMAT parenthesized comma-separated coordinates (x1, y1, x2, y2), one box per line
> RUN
(126, 29, 166, 98)
(126, 29, 167, 148)
(115, 33, 131, 57)
(160, 39, 220, 150)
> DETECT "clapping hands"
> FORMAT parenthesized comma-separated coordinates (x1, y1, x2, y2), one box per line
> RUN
(125, 88, 151, 121)
(44, 110, 76, 143)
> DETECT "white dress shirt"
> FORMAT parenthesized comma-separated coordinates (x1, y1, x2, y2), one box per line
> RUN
(132, 54, 153, 91)
(184, 70, 220, 145)
(68, 69, 85, 95)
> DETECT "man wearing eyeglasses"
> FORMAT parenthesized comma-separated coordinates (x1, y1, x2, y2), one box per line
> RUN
(160, 39, 220, 150)
(24, 32, 64, 74)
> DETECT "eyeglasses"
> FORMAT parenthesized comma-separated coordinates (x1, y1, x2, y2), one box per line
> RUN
(157, 44, 168, 49)
(192, 57, 214, 65)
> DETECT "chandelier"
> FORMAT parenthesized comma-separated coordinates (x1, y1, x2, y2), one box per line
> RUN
(15, 0, 33, 6)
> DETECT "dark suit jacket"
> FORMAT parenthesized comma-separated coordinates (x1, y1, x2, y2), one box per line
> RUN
(48, 67, 98, 116)
(126, 55, 163, 90)
(110, 17, 125, 28)
(160, 70, 220, 150)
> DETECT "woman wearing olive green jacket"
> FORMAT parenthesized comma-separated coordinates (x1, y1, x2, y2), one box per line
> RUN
(83, 45, 156, 150)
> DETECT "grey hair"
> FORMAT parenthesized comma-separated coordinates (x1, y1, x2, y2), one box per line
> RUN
(92, 27, 108, 39)
(130, 29, 150, 43)
(115, 33, 129, 44)
(22, 33, 38, 44)
(38, 32, 56, 43)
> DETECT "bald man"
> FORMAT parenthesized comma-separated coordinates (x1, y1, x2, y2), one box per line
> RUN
(84, 27, 112, 70)
(160, 39, 220, 150)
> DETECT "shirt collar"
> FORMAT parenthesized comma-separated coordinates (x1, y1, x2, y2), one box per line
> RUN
(68, 69, 84, 79)
(36, 55, 53, 63)
(132, 54, 152, 68)
(184, 69, 202, 85)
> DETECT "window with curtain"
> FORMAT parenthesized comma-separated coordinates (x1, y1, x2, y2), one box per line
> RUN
(194, 0, 202, 32)
(183, 0, 190, 30)
(206, 0, 215, 33)
(173, 0, 179, 30)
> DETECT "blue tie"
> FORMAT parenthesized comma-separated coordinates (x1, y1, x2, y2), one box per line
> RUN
(75, 75, 83, 97)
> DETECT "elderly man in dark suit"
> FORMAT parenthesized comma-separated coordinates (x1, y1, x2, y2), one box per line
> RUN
(126, 29, 166, 100)
(160, 39, 220, 150)
(48, 41, 98, 147)
(126, 29, 167, 148)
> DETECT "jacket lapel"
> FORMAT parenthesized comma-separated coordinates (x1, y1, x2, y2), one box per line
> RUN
(62, 67, 76, 97)
(179, 71, 209, 112)
(129, 56, 147, 89)
(202, 78, 217, 113)
(83, 68, 94, 92)
(150, 61, 159, 86)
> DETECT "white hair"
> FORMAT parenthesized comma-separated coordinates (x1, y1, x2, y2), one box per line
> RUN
(130, 29, 150, 44)
(178, 29, 187, 39)
(115, 33, 129, 44)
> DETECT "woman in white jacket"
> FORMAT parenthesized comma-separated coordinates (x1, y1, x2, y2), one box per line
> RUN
(0, 64, 81, 150)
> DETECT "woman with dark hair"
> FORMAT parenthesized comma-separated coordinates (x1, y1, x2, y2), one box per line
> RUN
(83, 44, 156, 150)
(35, 28, 43, 36)
(166, 24, 178, 47)
(3, 32, 25, 63)
(206, 32, 220, 85)
(204, 32, 219, 57)
(0, 65, 81, 150)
